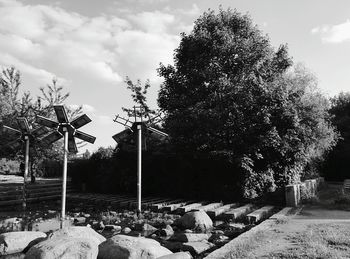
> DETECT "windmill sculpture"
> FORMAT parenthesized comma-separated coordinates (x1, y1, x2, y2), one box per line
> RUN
(1, 117, 48, 210)
(113, 106, 168, 214)
(36, 105, 96, 220)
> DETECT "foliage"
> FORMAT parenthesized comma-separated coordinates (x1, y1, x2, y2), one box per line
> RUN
(322, 92, 350, 180)
(158, 8, 337, 198)
(0, 66, 82, 177)
(122, 77, 156, 120)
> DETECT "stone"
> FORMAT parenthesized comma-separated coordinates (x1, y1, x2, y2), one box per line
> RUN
(25, 237, 98, 259)
(184, 229, 193, 233)
(157, 252, 193, 259)
(181, 241, 215, 255)
(98, 235, 172, 259)
(170, 233, 210, 242)
(207, 204, 238, 218)
(74, 217, 86, 224)
(209, 235, 229, 246)
(49, 226, 106, 246)
(0, 231, 46, 255)
(177, 203, 203, 214)
(176, 211, 213, 232)
(31, 218, 73, 232)
(246, 206, 274, 224)
(159, 225, 174, 237)
(122, 227, 132, 234)
(105, 225, 122, 232)
(222, 204, 254, 220)
(135, 223, 158, 236)
(1, 252, 25, 258)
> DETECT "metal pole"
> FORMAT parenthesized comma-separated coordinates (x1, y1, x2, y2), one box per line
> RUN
(23, 136, 29, 211)
(137, 124, 142, 214)
(61, 128, 68, 223)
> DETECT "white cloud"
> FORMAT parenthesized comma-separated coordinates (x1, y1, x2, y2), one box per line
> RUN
(0, 0, 184, 89)
(69, 104, 96, 113)
(312, 20, 350, 43)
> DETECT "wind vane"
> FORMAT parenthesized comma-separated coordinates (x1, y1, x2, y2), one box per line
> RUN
(113, 106, 168, 214)
(1, 117, 48, 210)
(36, 105, 96, 221)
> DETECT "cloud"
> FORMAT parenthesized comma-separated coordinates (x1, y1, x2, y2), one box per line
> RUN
(0, 0, 185, 89)
(69, 104, 96, 113)
(312, 20, 350, 43)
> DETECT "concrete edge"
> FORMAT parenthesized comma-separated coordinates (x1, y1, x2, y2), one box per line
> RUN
(204, 207, 292, 259)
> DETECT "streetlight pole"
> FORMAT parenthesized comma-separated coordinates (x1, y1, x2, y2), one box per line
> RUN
(61, 127, 68, 221)
(137, 123, 142, 214)
(23, 136, 29, 210)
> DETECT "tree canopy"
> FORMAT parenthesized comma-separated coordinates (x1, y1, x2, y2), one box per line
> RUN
(158, 8, 338, 198)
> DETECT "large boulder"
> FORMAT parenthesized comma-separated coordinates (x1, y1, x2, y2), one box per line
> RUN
(0, 231, 46, 255)
(176, 211, 213, 232)
(156, 252, 192, 259)
(49, 226, 106, 245)
(24, 237, 98, 259)
(98, 235, 172, 259)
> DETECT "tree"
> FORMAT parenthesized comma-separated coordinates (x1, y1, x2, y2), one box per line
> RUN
(0, 66, 82, 177)
(322, 92, 350, 180)
(158, 8, 337, 198)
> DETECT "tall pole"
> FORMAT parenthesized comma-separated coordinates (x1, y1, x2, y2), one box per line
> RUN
(61, 127, 68, 223)
(23, 136, 29, 211)
(137, 123, 142, 214)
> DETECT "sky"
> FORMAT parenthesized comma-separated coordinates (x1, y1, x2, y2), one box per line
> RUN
(1, 0, 350, 153)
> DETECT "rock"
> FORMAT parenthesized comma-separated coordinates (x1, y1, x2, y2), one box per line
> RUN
(170, 233, 210, 242)
(157, 251, 193, 259)
(49, 226, 106, 245)
(184, 229, 192, 233)
(159, 225, 174, 237)
(181, 241, 215, 255)
(74, 217, 86, 224)
(0, 231, 46, 255)
(122, 227, 132, 234)
(98, 235, 172, 259)
(162, 241, 183, 252)
(135, 223, 158, 236)
(99, 221, 105, 230)
(176, 211, 213, 232)
(105, 225, 122, 232)
(211, 230, 224, 235)
(25, 237, 98, 259)
(209, 235, 229, 246)
(47, 210, 56, 214)
(83, 214, 91, 218)
(1, 252, 25, 258)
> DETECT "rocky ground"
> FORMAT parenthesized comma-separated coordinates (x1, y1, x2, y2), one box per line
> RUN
(0, 199, 259, 259)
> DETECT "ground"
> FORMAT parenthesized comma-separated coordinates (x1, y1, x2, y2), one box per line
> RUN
(220, 183, 350, 259)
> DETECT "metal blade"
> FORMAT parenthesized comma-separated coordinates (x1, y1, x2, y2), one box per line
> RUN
(75, 130, 96, 144)
(54, 105, 68, 123)
(147, 127, 169, 138)
(31, 126, 49, 138)
(2, 125, 21, 135)
(70, 114, 91, 129)
(112, 129, 132, 143)
(40, 131, 62, 146)
(17, 117, 30, 132)
(68, 135, 78, 153)
(36, 115, 59, 129)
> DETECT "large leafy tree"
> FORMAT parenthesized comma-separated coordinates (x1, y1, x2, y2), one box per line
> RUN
(158, 9, 337, 198)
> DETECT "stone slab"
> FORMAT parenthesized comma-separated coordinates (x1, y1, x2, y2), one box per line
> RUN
(222, 204, 254, 220)
(246, 206, 274, 224)
(207, 203, 238, 218)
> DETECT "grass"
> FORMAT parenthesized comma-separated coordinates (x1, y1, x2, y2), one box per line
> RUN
(269, 223, 350, 259)
(227, 229, 270, 258)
